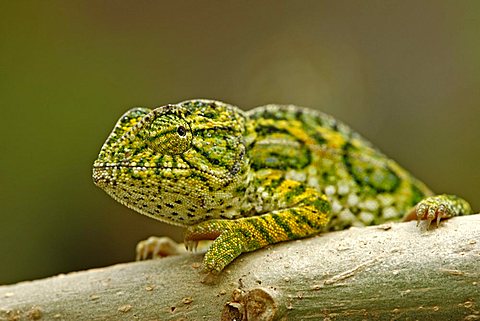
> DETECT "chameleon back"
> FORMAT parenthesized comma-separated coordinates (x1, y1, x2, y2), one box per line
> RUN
(245, 104, 432, 230)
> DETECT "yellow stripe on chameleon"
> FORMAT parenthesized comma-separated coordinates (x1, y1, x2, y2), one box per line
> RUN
(291, 189, 320, 203)
(288, 124, 319, 146)
(315, 126, 346, 149)
(264, 171, 283, 182)
(262, 215, 290, 241)
(277, 180, 301, 195)
(298, 206, 330, 226)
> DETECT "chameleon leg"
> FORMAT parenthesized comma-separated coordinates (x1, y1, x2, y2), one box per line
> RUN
(404, 194, 473, 228)
(185, 186, 331, 272)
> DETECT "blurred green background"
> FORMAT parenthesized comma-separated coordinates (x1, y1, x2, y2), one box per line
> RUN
(1, 1, 479, 284)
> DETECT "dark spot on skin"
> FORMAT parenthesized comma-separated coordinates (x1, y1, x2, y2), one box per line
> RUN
(165, 203, 174, 209)
(255, 125, 284, 135)
(187, 213, 195, 218)
(311, 132, 326, 145)
(230, 163, 241, 175)
(236, 186, 247, 193)
(171, 212, 179, 216)
(174, 200, 182, 204)
(203, 112, 216, 119)
(241, 229, 252, 238)
(156, 205, 162, 209)
(211, 158, 220, 165)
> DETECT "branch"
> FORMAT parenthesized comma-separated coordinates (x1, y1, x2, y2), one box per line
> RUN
(1, 215, 479, 321)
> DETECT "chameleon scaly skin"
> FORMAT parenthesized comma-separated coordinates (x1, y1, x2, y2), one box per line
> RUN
(93, 99, 473, 272)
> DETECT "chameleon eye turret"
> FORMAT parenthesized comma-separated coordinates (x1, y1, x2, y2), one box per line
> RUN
(94, 99, 473, 272)
(141, 107, 193, 155)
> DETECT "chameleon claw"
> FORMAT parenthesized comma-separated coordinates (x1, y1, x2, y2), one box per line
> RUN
(427, 206, 436, 221)
(436, 213, 442, 227)
(415, 204, 427, 226)
(426, 218, 433, 229)
(414, 203, 438, 229)
(436, 204, 446, 227)
(185, 240, 199, 252)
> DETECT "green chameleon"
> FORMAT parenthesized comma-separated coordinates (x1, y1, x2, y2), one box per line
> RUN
(93, 99, 473, 272)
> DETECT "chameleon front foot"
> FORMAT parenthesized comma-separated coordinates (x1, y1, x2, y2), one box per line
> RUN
(136, 236, 185, 261)
(184, 191, 330, 272)
(413, 194, 472, 228)
(184, 220, 243, 273)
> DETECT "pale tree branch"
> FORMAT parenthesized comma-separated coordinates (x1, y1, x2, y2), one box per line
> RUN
(1, 214, 479, 321)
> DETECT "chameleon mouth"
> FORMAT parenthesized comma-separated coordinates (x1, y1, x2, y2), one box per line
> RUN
(92, 164, 234, 194)
(92, 165, 183, 184)
(93, 160, 236, 181)
(92, 160, 190, 172)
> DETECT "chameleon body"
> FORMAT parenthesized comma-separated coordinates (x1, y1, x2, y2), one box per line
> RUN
(93, 99, 472, 272)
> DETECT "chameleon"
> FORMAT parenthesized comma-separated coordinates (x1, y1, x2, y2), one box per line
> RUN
(92, 99, 473, 272)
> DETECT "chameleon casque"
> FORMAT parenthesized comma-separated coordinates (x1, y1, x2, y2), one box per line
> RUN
(93, 99, 473, 272)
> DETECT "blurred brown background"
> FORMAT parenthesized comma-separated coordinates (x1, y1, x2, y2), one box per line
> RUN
(1, 1, 479, 284)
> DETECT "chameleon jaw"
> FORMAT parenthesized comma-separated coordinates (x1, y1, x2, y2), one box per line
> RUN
(92, 165, 232, 227)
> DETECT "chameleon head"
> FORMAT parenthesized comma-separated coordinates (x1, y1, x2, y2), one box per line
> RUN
(93, 100, 250, 226)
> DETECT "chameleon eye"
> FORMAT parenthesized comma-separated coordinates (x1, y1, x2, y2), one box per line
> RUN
(144, 115, 192, 155)
(177, 125, 187, 137)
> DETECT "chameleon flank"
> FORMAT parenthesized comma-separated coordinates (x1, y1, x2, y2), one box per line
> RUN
(93, 99, 473, 272)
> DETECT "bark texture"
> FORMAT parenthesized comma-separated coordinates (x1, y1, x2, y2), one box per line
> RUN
(1, 214, 479, 321)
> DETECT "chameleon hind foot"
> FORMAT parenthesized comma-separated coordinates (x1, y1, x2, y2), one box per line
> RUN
(409, 194, 472, 228)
